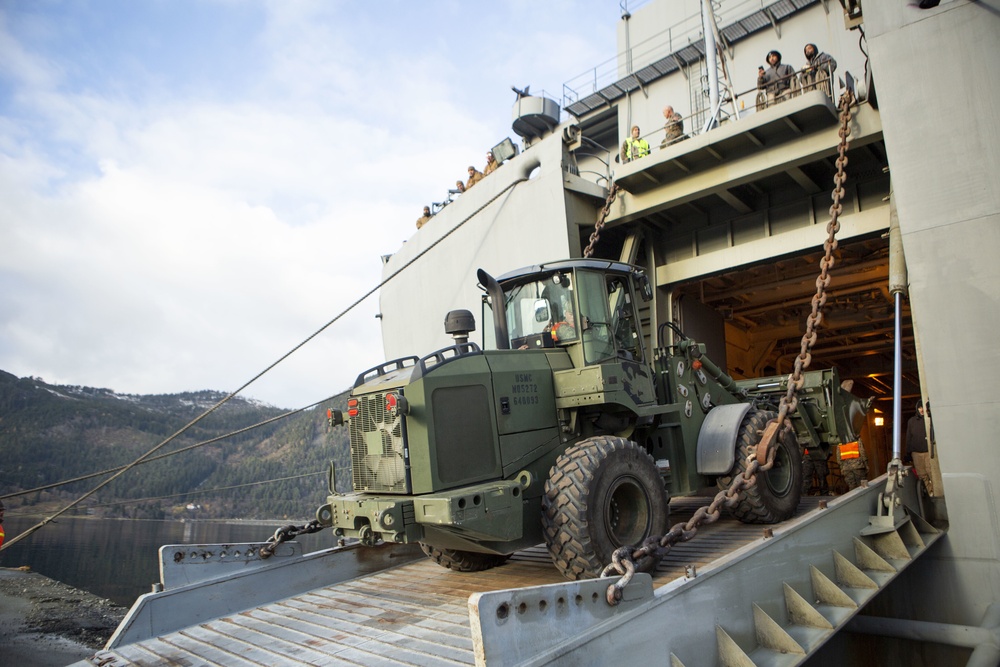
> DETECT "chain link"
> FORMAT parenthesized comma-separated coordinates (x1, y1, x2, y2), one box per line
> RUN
(774, 89, 855, 430)
(601, 90, 855, 605)
(258, 519, 325, 559)
(583, 183, 621, 258)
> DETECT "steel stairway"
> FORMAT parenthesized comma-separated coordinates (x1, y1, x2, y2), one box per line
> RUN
(470, 472, 944, 666)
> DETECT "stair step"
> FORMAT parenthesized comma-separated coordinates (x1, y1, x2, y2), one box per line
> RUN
(753, 603, 806, 655)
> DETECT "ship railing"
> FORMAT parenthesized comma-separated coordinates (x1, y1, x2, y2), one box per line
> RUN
(561, 0, 777, 111)
(615, 60, 838, 166)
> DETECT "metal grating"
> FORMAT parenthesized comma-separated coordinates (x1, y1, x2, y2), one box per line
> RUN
(636, 65, 661, 84)
(349, 391, 408, 493)
(739, 11, 770, 32)
(770, 0, 798, 19)
(564, 0, 819, 118)
(652, 56, 680, 75)
(677, 44, 703, 63)
(618, 74, 641, 92)
(722, 23, 748, 42)
(598, 83, 625, 101)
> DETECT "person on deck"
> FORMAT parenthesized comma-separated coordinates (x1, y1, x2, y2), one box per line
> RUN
(837, 437, 869, 491)
(483, 151, 499, 176)
(758, 50, 798, 106)
(906, 399, 935, 495)
(802, 449, 830, 495)
(466, 166, 484, 189)
(660, 106, 686, 148)
(416, 206, 433, 230)
(620, 125, 650, 163)
(801, 43, 837, 96)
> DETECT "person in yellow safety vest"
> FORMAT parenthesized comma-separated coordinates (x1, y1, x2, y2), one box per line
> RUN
(620, 125, 650, 163)
(0, 499, 5, 548)
(837, 437, 869, 491)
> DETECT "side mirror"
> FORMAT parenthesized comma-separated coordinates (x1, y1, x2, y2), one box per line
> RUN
(534, 299, 551, 323)
(634, 271, 653, 302)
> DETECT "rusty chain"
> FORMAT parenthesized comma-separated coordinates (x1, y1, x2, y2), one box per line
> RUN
(601, 447, 778, 604)
(601, 90, 856, 605)
(582, 183, 621, 258)
(773, 88, 855, 433)
(258, 519, 325, 559)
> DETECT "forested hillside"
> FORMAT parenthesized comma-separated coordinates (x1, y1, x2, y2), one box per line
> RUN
(0, 370, 351, 520)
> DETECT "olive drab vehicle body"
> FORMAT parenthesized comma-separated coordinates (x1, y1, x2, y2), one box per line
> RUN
(318, 258, 869, 578)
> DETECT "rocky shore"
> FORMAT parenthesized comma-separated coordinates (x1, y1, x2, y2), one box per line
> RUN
(0, 567, 127, 667)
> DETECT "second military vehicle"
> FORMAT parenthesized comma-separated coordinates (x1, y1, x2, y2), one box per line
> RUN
(319, 259, 868, 579)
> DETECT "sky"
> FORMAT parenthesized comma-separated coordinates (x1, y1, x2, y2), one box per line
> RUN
(0, 0, 621, 408)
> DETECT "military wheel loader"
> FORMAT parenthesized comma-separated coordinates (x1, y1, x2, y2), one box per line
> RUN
(318, 259, 869, 579)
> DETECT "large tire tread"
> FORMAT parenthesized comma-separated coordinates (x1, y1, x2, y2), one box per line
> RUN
(717, 410, 801, 524)
(542, 436, 668, 580)
(419, 543, 510, 572)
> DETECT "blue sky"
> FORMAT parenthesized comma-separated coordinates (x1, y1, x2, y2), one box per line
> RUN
(0, 1, 620, 407)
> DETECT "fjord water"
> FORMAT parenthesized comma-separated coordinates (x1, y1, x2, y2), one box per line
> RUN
(1, 516, 414, 607)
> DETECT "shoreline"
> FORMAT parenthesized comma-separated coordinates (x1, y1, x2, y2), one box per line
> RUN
(0, 567, 127, 667)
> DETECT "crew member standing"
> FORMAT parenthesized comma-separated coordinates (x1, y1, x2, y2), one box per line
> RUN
(0, 499, 5, 548)
(801, 43, 837, 95)
(837, 437, 869, 491)
(660, 106, 685, 148)
(466, 166, 484, 189)
(620, 125, 650, 163)
(758, 50, 797, 106)
(906, 400, 934, 495)
(416, 205, 433, 230)
(483, 151, 498, 176)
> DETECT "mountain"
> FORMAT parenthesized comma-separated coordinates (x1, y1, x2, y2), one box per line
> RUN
(0, 370, 351, 521)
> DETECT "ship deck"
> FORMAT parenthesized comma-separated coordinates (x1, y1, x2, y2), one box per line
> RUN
(87, 495, 826, 666)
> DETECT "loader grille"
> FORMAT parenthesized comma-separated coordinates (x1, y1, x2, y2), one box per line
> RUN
(349, 392, 409, 493)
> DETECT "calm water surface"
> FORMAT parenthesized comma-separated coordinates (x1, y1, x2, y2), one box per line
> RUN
(0, 516, 399, 607)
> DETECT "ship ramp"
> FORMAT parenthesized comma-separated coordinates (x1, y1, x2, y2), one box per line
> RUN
(77, 475, 941, 666)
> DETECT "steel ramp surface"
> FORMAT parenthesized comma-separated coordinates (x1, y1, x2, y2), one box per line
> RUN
(471, 475, 943, 666)
(76, 496, 825, 666)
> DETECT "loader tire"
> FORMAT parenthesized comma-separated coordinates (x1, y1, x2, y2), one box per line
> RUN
(419, 543, 510, 572)
(542, 436, 669, 580)
(717, 409, 801, 524)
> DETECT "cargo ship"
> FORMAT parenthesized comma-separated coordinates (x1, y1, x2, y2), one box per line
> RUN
(76, 1, 1000, 665)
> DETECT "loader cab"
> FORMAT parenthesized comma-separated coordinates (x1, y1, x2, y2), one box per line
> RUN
(484, 259, 652, 368)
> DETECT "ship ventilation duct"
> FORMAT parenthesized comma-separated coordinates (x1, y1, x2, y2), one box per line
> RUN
(512, 95, 560, 140)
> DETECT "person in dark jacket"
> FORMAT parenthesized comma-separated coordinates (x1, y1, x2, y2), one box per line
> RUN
(801, 43, 837, 96)
(905, 399, 934, 495)
(758, 50, 798, 106)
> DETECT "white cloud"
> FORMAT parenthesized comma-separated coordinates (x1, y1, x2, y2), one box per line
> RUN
(0, 1, 617, 406)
